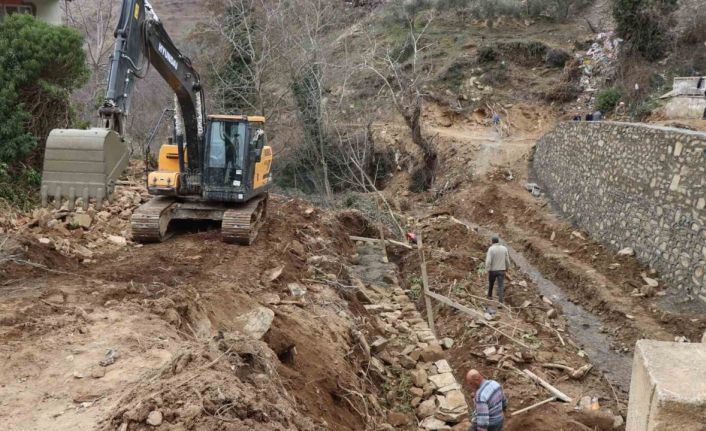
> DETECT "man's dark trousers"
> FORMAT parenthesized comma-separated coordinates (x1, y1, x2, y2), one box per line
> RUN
(488, 270, 505, 303)
(469, 420, 504, 431)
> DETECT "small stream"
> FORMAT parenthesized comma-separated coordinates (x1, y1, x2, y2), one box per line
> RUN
(472, 223, 633, 392)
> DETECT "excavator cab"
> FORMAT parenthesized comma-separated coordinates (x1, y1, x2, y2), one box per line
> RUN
(202, 115, 272, 203)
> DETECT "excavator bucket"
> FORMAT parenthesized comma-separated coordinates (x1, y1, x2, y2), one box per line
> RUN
(41, 128, 129, 210)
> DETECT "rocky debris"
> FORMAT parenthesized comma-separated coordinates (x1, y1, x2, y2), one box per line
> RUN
(436, 389, 468, 422)
(441, 337, 454, 349)
(641, 274, 659, 288)
(429, 372, 457, 389)
(640, 285, 655, 297)
(387, 411, 411, 427)
(435, 359, 453, 374)
(370, 337, 389, 353)
(483, 346, 497, 357)
(108, 235, 127, 247)
(90, 366, 106, 379)
(146, 410, 163, 426)
(617, 247, 634, 257)
(287, 282, 307, 298)
(71, 213, 92, 229)
(571, 231, 586, 240)
(421, 344, 445, 362)
(262, 265, 284, 283)
(5, 163, 148, 259)
(420, 416, 452, 430)
(233, 306, 274, 340)
(525, 183, 541, 197)
(417, 398, 437, 418)
(349, 241, 469, 430)
(412, 368, 429, 387)
(99, 349, 120, 367)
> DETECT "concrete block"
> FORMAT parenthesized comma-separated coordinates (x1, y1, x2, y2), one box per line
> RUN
(626, 340, 706, 431)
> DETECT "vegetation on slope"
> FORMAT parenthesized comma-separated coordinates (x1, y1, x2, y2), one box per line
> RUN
(0, 14, 89, 208)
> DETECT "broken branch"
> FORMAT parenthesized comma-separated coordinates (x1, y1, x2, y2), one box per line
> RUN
(521, 369, 572, 403)
(511, 396, 556, 416)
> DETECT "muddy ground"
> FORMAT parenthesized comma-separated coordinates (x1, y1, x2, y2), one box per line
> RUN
(3, 102, 706, 431)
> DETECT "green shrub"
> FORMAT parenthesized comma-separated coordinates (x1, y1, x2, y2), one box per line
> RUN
(391, 37, 415, 63)
(545, 48, 571, 68)
(409, 167, 432, 193)
(477, 46, 498, 63)
(543, 83, 581, 102)
(0, 163, 41, 210)
(442, 57, 474, 89)
(613, 0, 678, 60)
(480, 63, 509, 86)
(497, 40, 548, 66)
(0, 14, 88, 166)
(596, 88, 623, 113)
(628, 98, 660, 121)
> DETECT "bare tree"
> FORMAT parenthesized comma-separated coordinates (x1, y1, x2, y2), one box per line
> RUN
(274, 0, 344, 201)
(201, 0, 285, 117)
(363, 10, 438, 191)
(62, 0, 117, 125)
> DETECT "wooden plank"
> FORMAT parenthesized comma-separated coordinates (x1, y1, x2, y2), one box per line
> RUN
(424, 290, 533, 350)
(522, 369, 573, 403)
(348, 236, 413, 250)
(417, 232, 436, 334)
(511, 396, 556, 416)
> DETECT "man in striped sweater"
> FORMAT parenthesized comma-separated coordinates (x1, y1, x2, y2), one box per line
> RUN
(466, 369, 508, 431)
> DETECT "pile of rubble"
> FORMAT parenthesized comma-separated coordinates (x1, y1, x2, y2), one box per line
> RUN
(578, 32, 623, 92)
(1, 164, 147, 261)
(350, 241, 470, 430)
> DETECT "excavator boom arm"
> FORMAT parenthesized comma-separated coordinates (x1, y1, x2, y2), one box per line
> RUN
(101, 0, 205, 174)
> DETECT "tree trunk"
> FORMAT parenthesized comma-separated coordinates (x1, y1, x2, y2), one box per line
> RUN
(401, 100, 437, 189)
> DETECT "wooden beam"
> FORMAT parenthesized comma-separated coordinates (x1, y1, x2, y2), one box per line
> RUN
(417, 232, 436, 334)
(511, 396, 556, 416)
(349, 236, 413, 250)
(521, 369, 572, 403)
(424, 290, 533, 350)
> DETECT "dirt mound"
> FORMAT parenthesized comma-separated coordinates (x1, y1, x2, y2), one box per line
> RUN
(506, 405, 595, 431)
(336, 209, 380, 238)
(0, 196, 395, 431)
(103, 336, 331, 431)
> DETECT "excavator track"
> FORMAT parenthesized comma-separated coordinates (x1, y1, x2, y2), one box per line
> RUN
(131, 197, 177, 243)
(222, 194, 268, 245)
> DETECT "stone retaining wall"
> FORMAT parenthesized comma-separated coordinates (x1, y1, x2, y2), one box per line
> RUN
(533, 122, 706, 302)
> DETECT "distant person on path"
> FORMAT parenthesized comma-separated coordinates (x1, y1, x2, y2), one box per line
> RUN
(466, 369, 508, 431)
(492, 113, 504, 138)
(485, 236, 511, 304)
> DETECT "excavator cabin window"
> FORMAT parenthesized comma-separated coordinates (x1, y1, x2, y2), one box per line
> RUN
(208, 121, 245, 169)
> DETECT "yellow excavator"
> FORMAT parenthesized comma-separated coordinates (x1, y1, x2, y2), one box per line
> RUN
(40, 0, 272, 244)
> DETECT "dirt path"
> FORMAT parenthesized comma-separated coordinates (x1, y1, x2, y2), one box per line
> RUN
(428, 125, 536, 176)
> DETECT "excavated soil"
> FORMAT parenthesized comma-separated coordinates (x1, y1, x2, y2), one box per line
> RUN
(0, 197, 391, 431)
(4, 99, 706, 431)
